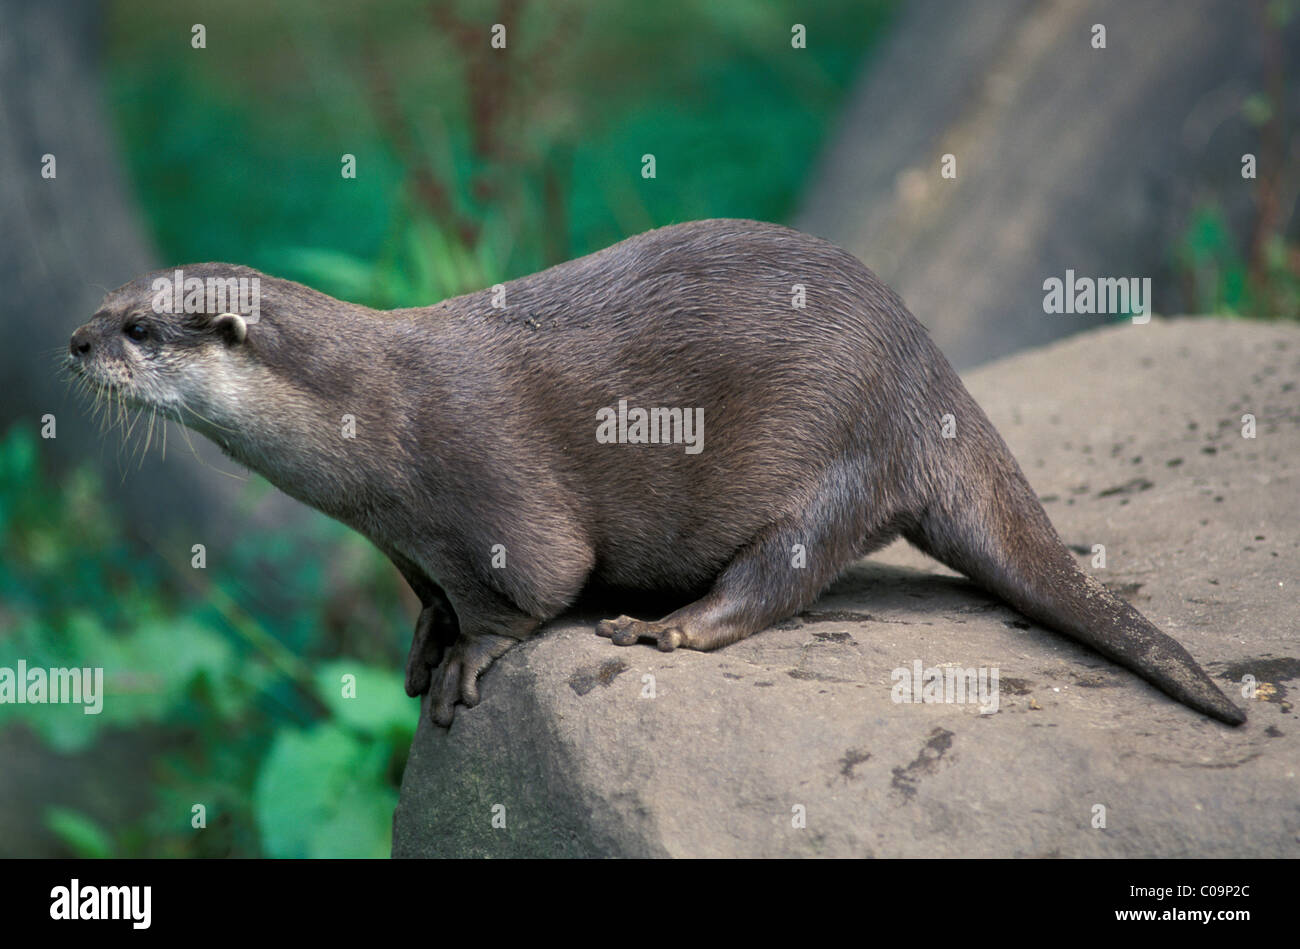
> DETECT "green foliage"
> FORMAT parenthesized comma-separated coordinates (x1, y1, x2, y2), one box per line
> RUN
(1172, 12, 1299, 323)
(0, 423, 413, 856)
(44, 807, 116, 859)
(105, 0, 897, 306)
(279, 213, 502, 309)
(312, 661, 416, 740)
(253, 723, 399, 858)
(1175, 204, 1299, 320)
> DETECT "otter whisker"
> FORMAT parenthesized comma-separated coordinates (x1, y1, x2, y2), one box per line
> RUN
(166, 396, 250, 482)
(141, 405, 159, 463)
(174, 398, 239, 436)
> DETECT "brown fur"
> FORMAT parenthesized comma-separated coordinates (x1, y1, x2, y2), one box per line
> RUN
(68, 219, 1245, 726)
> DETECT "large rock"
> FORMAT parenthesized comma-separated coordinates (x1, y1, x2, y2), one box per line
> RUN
(394, 319, 1299, 858)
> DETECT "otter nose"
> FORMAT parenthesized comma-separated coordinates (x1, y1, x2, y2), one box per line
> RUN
(69, 326, 93, 358)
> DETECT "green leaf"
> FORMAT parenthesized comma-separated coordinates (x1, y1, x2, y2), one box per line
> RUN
(45, 807, 115, 858)
(312, 660, 416, 739)
(308, 780, 398, 859)
(253, 724, 394, 858)
(90, 619, 233, 726)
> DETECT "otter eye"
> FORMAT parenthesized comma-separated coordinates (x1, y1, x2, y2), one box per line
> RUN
(124, 321, 148, 342)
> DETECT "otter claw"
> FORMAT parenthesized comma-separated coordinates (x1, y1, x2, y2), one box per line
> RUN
(430, 659, 462, 727)
(425, 633, 517, 728)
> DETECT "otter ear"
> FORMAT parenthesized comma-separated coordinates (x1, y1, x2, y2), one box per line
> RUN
(213, 312, 248, 345)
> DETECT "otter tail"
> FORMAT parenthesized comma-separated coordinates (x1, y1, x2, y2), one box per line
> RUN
(904, 434, 1246, 726)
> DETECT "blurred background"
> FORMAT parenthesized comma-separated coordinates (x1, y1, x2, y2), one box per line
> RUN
(0, 0, 1295, 856)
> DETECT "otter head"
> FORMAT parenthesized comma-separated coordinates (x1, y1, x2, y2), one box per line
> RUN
(67, 265, 262, 436)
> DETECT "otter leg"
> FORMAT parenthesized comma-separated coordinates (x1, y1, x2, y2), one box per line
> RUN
(597, 516, 850, 652)
(420, 538, 594, 726)
(388, 554, 460, 697)
(429, 602, 542, 728)
(403, 590, 458, 697)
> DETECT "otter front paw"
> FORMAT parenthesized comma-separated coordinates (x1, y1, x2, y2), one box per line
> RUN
(596, 615, 685, 651)
(404, 605, 450, 698)
(428, 632, 517, 727)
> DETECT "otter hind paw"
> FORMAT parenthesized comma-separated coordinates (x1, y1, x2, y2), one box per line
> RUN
(596, 615, 685, 651)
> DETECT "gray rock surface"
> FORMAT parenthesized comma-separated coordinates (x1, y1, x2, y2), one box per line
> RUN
(394, 318, 1299, 858)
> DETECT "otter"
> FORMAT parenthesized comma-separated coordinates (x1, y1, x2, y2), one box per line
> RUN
(66, 219, 1246, 727)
